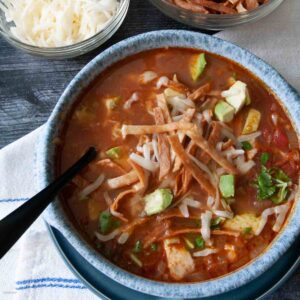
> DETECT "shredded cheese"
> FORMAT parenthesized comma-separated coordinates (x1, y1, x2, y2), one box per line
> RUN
(2, 0, 119, 47)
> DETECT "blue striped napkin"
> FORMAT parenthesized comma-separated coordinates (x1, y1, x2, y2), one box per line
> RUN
(0, 127, 98, 300)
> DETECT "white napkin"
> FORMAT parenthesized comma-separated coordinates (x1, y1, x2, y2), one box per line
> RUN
(0, 0, 299, 299)
(0, 127, 98, 300)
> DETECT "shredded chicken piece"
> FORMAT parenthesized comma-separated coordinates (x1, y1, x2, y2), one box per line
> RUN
(168, 134, 215, 196)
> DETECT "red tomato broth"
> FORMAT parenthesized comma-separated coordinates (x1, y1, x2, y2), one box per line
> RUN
(56, 48, 300, 283)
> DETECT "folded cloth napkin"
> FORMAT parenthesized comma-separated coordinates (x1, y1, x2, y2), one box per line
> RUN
(0, 1, 299, 299)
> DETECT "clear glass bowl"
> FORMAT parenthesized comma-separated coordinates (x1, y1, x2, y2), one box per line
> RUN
(149, 0, 284, 31)
(0, 0, 130, 59)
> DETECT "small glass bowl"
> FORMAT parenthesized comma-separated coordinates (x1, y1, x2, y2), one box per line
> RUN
(149, 0, 284, 31)
(0, 0, 130, 59)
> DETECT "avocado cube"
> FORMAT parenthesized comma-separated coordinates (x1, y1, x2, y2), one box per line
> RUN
(214, 101, 235, 123)
(219, 175, 235, 198)
(144, 188, 173, 216)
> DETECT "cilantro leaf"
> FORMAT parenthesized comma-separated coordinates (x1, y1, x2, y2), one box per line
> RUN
(261, 152, 270, 165)
(254, 166, 291, 204)
(256, 166, 276, 200)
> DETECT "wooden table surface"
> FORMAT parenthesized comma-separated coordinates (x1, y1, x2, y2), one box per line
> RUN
(0, 1, 299, 299)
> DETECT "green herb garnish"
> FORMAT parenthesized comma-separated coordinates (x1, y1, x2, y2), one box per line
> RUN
(243, 227, 252, 235)
(106, 147, 121, 160)
(210, 217, 222, 230)
(150, 243, 158, 251)
(99, 211, 113, 234)
(133, 240, 142, 253)
(242, 141, 253, 151)
(254, 166, 291, 204)
(261, 152, 270, 165)
(195, 236, 205, 249)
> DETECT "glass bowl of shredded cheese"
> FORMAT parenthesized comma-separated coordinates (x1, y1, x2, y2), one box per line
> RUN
(0, 0, 129, 58)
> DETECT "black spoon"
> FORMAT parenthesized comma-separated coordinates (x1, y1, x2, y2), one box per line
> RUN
(0, 147, 97, 259)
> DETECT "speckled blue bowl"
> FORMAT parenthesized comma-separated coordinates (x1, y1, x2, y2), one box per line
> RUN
(37, 30, 300, 299)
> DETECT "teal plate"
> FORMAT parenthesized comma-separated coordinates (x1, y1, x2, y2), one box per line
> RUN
(47, 223, 300, 300)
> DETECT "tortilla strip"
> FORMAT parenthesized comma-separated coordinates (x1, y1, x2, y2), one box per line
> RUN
(95, 158, 127, 173)
(173, 108, 196, 172)
(158, 208, 200, 221)
(168, 135, 215, 196)
(186, 129, 238, 174)
(156, 94, 173, 123)
(104, 170, 139, 190)
(199, 121, 222, 164)
(189, 83, 211, 101)
(167, 79, 190, 94)
(120, 217, 150, 233)
(142, 220, 171, 249)
(128, 159, 149, 194)
(192, 0, 236, 14)
(158, 228, 240, 241)
(154, 107, 172, 180)
(173, 0, 209, 13)
(110, 189, 135, 222)
(122, 122, 195, 138)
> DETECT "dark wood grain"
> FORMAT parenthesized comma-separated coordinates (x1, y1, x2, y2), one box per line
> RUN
(0, 0, 299, 298)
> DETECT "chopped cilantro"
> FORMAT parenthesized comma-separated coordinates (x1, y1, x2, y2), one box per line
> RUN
(242, 141, 253, 151)
(133, 240, 142, 253)
(150, 243, 158, 251)
(261, 152, 270, 165)
(99, 211, 113, 234)
(210, 217, 222, 230)
(254, 166, 291, 204)
(195, 236, 205, 249)
(243, 227, 252, 234)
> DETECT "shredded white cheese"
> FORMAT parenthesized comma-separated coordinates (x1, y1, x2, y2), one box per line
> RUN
(2, 0, 119, 47)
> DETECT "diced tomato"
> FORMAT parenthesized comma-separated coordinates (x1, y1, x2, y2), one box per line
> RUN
(273, 128, 289, 150)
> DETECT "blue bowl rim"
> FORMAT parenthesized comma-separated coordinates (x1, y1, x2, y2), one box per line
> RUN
(37, 29, 300, 299)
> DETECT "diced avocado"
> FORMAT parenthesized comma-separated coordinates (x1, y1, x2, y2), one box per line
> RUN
(221, 81, 247, 113)
(242, 108, 261, 134)
(214, 101, 235, 123)
(190, 53, 207, 81)
(105, 96, 120, 110)
(144, 188, 173, 216)
(106, 147, 121, 160)
(245, 89, 251, 105)
(223, 213, 261, 234)
(219, 175, 235, 198)
(164, 88, 185, 99)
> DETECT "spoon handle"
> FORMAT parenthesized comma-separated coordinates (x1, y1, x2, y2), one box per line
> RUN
(0, 147, 97, 259)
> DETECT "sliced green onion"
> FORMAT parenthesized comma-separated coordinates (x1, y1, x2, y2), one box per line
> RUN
(150, 243, 158, 251)
(99, 211, 112, 234)
(133, 240, 142, 253)
(130, 253, 142, 267)
(106, 147, 121, 160)
(241, 141, 253, 151)
(210, 217, 222, 230)
(195, 236, 205, 249)
(184, 237, 195, 250)
(243, 227, 252, 234)
(261, 152, 270, 165)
